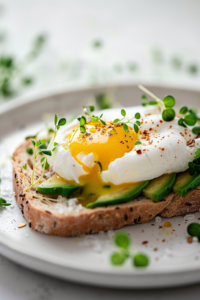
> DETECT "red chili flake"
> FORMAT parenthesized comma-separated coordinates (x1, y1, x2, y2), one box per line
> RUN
(127, 145, 129, 149)
(82, 135, 86, 138)
(169, 125, 172, 129)
(157, 124, 159, 127)
(149, 140, 153, 144)
(162, 239, 166, 242)
(136, 150, 142, 155)
(154, 248, 158, 251)
(151, 224, 155, 226)
(143, 149, 146, 152)
(141, 137, 146, 139)
(159, 225, 163, 229)
(159, 120, 163, 123)
(85, 132, 91, 136)
(172, 229, 175, 232)
(108, 133, 113, 136)
(89, 137, 93, 140)
(142, 241, 149, 245)
(120, 140, 124, 144)
(149, 128, 153, 131)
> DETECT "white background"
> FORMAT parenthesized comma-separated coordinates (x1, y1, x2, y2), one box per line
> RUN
(0, 0, 200, 299)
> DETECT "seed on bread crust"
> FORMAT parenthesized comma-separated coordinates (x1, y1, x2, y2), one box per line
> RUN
(187, 139, 195, 147)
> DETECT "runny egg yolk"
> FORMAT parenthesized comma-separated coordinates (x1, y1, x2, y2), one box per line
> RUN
(65, 121, 138, 206)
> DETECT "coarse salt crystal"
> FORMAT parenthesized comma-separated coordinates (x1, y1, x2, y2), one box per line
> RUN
(184, 214, 195, 221)
(155, 216, 162, 223)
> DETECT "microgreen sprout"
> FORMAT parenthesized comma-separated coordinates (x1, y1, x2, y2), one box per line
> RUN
(23, 114, 67, 192)
(113, 109, 141, 133)
(139, 85, 176, 122)
(77, 106, 105, 133)
(110, 232, 149, 268)
(178, 105, 198, 129)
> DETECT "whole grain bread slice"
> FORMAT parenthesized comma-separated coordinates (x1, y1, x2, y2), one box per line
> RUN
(13, 139, 200, 236)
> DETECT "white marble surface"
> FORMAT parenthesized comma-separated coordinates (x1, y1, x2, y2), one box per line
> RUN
(1, 0, 200, 298)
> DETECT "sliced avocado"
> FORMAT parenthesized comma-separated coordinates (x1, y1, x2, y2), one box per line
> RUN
(86, 181, 149, 208)
(143, 173, 176, 201)
(173, 170, 200, 196)
(37, 174, 83, 197)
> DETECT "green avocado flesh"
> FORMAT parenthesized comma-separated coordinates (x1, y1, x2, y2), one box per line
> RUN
(143, 173, 176, 201)
(37, 175, 82, 197)
(86, 181, 149, 208)
(173, 170, 200, 196)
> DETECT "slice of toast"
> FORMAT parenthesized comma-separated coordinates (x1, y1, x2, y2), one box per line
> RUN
(13, 139, 200, 236)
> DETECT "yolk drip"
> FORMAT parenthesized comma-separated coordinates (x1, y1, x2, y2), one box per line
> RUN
(65, 121, 138, 206)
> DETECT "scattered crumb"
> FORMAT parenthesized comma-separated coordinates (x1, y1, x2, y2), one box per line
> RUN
(18, 223, 26, 228)
(187, 236, 193, 244)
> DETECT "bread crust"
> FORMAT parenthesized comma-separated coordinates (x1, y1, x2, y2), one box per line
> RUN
(13, 138, 200, 236)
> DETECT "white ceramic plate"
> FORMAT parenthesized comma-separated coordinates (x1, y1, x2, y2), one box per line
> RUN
(1, 84, 200, 289)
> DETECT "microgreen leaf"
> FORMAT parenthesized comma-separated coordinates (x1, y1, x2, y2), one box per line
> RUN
(135, 120, 141, 126)
(94, 161, 103, 173)
(134, 123, 139, 133)
(113, 118, 120, 124)
(179, 106, 188, 115)
(58, 118, 66, 126)
(100, 119, 106, 125)
(121, 109, 126, 117)
(162, 108, 176, 122)
(31, 140, 35, 146)
(26, 148, 33, 155)
(41, 150, 52, 156)
(80, 126, 86, 133)
(38, 143, 47, 149)
(41, 157, 49, 169)
(133, 253, 149, 267)
(22, 163, 27, 170)
(163, 95, 175, 108)
(178, 118, 187, 128)
(184, 113, 197, 126)
(192, 126, 200, 135)
(25, 135, 37, 140)
(54, 114, 58, 126)
(187, 223, 200, 237)
(135, 112, 140, 119)
(80, 117, 86, 126)
(89, 106, 95, 112)
(0, 198, 11, 206)
(114, 232, 131, 250)
(123, 123, 128, 132)
(110, 252, 127, 266)
(48, 128, 54, 134)
(135, 141, 141, 145)
(194, 149, 200, 160)
(95, 94, 112, 110)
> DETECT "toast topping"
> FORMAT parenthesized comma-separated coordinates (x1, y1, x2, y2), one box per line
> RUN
(187, 139, 195, 147)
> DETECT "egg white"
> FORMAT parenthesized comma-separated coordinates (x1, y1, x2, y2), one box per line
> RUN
(48, 107, 200, 184)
